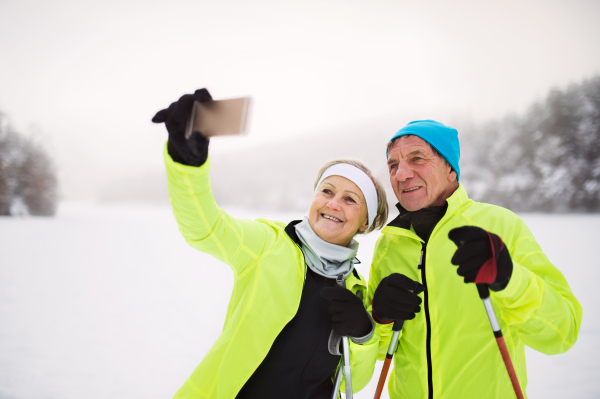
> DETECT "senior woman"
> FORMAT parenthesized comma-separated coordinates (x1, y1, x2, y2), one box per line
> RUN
(152, 89, 388, 399)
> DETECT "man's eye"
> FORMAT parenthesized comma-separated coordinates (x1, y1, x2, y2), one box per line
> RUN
(413, 157, 422, 161)
(389, 164, 398, 172)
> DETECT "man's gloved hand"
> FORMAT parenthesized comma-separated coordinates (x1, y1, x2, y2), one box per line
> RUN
(151, 88, 212, 167)
(448, 226, 513, 291)
(372, 273, 424, 324)
(321, 286, 372, 338)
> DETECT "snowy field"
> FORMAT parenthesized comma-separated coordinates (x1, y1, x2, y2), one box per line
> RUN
(0, 203, 598, 399)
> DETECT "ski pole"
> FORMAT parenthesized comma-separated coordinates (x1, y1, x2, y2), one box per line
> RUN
(331, 360, 343, 399)
(331, 273, 353, 399)
(373, 320, 404, 399)
(477, 284, 524, 399)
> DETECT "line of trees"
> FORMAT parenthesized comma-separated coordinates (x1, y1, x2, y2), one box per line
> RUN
(0, 114, 57, 216)
(460, 75, 600, 212)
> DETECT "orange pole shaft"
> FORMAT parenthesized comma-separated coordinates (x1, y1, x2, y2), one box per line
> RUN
(373, 356, 392, 399)
(495, 336, 524, 399)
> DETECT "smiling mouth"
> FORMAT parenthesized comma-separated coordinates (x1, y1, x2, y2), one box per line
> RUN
(403, 186, 421, 193)
(322, 214, 342, 222)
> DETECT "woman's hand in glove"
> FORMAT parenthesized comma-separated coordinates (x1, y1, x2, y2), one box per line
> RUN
(372, 273, 424, 324)
(151, 88, 212, 167)
(321, 286, 372, 338)
(448, 226, 513, 291)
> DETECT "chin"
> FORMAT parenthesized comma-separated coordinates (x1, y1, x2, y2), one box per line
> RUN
(317, 230, 345, 245)
(401, 202, 424, 212)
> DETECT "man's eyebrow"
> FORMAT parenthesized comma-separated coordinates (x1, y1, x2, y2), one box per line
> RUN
(388, 149, 429, 165)
(407, 149, 427, 157)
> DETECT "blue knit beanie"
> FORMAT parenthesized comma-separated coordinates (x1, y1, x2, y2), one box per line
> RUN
(387, 120, 461, 180)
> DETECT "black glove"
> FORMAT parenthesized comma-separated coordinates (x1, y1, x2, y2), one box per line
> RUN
(151, 88, 212, 167)
(321, 286, 372, 338)
(372, 273, 424, 324)
(448, 226, 513, 291)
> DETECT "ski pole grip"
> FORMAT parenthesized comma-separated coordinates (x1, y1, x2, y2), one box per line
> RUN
(392, 320, 404, 331)
(477, 284, 490, 299)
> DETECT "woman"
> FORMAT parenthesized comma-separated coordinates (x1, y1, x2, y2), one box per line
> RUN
(152, 89, 388, 399)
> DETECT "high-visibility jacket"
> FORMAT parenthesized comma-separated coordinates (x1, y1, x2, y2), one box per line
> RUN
(362, 184, 582, 398)
(164, 148, 378, 399)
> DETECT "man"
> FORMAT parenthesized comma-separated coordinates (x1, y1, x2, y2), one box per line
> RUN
(365, 120, 582, 398)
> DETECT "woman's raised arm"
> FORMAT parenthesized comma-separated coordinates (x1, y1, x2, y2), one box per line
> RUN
(154, 89, 278, 275)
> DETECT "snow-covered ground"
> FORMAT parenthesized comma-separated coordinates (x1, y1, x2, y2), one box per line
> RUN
(0, 203, 598, 399)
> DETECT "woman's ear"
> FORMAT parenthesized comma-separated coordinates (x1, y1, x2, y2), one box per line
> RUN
(358, 219, 369, 233)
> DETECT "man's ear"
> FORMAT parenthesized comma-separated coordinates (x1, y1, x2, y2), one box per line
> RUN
(447, 168, 457, 183)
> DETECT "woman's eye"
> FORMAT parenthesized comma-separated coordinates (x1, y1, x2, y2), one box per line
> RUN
(345, 197, 356, 204)
(322, 189, 333, 195)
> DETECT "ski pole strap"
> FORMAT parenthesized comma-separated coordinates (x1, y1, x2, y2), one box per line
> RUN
(475, 232, 503, 285)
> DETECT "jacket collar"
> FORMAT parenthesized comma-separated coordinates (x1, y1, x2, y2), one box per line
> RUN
(445, 184, 470, 218)
(382, 184, 470, 241)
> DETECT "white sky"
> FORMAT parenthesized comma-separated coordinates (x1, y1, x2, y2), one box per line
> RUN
(1, 0, 599, 200)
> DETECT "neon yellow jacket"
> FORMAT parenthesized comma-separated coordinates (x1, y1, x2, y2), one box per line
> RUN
(164, 148, 377, 398)
(361, 185, 582, 398)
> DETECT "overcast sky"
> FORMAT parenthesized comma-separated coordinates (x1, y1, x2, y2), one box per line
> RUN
(1, 0, 599, 200)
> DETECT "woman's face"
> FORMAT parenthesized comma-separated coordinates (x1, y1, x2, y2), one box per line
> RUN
(308, 175, 369, 247)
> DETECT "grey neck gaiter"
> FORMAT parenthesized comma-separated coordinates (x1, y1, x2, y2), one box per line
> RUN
(294, 217, 359, 279)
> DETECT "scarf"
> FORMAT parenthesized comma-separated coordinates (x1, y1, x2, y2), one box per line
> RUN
(294, 217, 359, 279)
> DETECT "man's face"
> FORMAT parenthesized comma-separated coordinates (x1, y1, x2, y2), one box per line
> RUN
(387, 135, 457, 211)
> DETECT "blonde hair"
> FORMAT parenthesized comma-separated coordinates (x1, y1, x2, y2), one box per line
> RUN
(314, 159, 389, 234)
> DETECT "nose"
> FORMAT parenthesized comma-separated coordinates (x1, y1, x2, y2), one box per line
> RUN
(326, 196, 343, 212)
(394, 163, 414, 182)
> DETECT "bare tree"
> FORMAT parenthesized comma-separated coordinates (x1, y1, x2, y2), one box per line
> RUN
(460, 75, 600, 212)
(0, 113, 57, 216)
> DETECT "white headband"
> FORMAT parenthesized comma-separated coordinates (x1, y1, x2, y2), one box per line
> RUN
(316, 163, 378, 227)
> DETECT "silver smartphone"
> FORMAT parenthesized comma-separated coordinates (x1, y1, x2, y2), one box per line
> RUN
(185, 97, 252, 139)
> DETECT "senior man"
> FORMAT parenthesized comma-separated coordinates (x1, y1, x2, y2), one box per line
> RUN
(366, 120, 582, 398)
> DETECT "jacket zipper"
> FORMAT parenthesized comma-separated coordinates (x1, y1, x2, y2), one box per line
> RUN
(419, 244, 433, 399)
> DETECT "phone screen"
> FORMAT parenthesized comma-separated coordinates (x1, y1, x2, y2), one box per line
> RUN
(185, 97, 251, 138)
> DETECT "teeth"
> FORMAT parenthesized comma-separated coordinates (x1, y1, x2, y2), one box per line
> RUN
(323, 214, 342, 222)
(404, 187, 420, 193)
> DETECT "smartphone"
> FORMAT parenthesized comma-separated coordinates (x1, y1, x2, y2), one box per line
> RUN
(185, 97, 252, 139)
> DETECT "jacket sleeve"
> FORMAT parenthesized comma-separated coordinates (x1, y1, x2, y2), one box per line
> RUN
(165, 145, 276, 275)
(491, 216, 583, 355)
